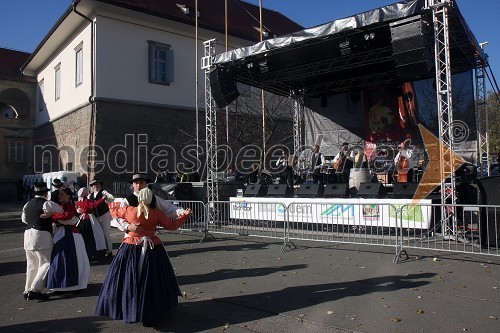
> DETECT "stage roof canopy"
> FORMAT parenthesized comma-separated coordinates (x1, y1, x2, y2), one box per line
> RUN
(212, 0, 486, 98)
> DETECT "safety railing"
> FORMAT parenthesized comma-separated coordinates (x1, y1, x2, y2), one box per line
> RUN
(285, 201, 401, 253)
(153, 199, 500, 263)
(398, 202, 500, 258)
(206, 200, 287, 243)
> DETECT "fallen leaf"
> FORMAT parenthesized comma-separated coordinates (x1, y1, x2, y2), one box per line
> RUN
(416, 310, 424, 314)
(327, 310, 334, 315)
(222, 323, 230, 330)
(384, 304, 390, 308)
(298, 314, 305, 317)
(77, 310, 83, 313)
(489, 316, 497, 320)
(392, 317, 401, 322)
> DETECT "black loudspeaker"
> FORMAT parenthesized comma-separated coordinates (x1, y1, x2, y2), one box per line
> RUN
(244, 184, 267, 197)
(267, 184, 292, 198)
(393, 182, 418, 199)
(357, 183, 386, 198)
(324, 183, 349, 198)
(209, 67, 240, 108)
(390, 15, 433, 79)
(149, 183, 193, 200)
(476, 176, 500, 248)
(296, 184, 323, 198)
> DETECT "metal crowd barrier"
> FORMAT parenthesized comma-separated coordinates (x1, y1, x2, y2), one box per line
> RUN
(397, 203, 500, 260)
(156, 199, 500, 263)
(206, 200, 287, 244)
(285, 201, 400, 253)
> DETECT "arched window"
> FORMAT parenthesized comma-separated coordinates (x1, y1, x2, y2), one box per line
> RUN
(0, 103, 18, 118)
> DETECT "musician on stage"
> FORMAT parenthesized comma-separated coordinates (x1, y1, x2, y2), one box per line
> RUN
(311, 145, 325, 185)
(332, 142, 354, 183)
(276, 150, 295, 188)
(394, 139, 414, 182)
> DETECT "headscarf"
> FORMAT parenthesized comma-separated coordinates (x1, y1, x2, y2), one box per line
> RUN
(137, 188, 153, 219)
(77, 187, 89, 201)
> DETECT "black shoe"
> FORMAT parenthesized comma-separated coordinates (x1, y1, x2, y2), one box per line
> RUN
(23, 293, 28, 300)
(106, 251, 113, 257)
(27, 291, 49, 301)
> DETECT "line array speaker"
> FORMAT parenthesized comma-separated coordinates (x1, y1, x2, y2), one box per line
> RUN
(390, 15, 433, 79)
(209, 66, 240, 108)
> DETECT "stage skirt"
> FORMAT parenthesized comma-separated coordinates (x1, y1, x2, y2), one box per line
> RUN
(78, 214, 106, 260)
(95, 241, 181, 324)
(47, 225, 90, 291)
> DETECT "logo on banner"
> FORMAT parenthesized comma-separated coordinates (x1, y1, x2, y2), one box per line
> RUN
(232, 201, 252, 211)
(362, 204, 379, 220)
(389, 205, 424, 223)
(321, 204, 354, 217)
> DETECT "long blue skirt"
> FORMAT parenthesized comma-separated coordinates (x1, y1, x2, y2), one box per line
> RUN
(95, 242, 181, 324)
(47, 226, 78, 288)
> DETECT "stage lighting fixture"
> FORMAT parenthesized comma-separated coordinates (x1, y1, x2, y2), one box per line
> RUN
(258, 60, 269, 73)
(339, 40, 351, 56)
(364, 32, 375, 40)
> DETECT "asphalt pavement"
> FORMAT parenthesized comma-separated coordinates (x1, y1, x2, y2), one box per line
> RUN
(1, 201, 500, 333)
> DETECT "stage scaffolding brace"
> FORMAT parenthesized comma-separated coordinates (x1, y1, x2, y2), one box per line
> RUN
(292, 91, 305, 162)
(475, 57, 489, 177)
(428, 0, 456, 235)
(202, 39, 219, 225)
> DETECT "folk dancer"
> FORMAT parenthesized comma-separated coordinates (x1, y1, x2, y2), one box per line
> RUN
(88, 179, 115, 256)
(22, 182, 52, 301)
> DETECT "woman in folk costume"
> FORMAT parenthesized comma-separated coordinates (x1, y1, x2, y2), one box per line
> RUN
(41, 188, 90, 292)
(95, 188, 192, 326)
(76, 187, 107, 260)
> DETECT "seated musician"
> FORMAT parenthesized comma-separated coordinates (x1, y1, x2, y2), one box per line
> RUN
(332, 142, 354, 183)
(394, 139, 414, 182)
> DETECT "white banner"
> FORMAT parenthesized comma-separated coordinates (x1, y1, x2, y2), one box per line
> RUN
(229, 197, 431, 229)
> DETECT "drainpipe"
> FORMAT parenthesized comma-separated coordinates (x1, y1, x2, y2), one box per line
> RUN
(72, 0, 95, 184)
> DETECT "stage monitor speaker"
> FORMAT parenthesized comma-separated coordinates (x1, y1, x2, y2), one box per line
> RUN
(244, 184, 267, 197)
(390, 15, 433, 79)
(267, 184, 292, 198)
(357, 183, 386, 198)
(324, 183, 349, 198)
(476, 176, 500, 248)
(149, 182, 193, 201)
(296, 184, 323, 198)
(393, 182, 418, 199)
(209, 67, 240, 108)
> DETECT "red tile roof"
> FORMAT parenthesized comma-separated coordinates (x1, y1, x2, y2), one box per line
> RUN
(97, 0, 304, 41)
(0, 48, 35, 83)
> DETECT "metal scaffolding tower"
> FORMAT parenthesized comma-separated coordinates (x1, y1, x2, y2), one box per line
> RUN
(292, 91, 304, 161)
(475, 51, 490, 176)
(202, 39, 219, 213)
(428, 0, 456, 233)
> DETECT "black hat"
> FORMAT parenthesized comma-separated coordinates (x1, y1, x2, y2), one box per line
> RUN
(129, 173, 151, 184)
(52, 178, 63, 188)
(342, 142, 349, 146)
(33, 182, 50, 195)
(89, 179, 104, 186)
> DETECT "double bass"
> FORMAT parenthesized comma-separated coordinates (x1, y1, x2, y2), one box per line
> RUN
(394, 140, 411, 183)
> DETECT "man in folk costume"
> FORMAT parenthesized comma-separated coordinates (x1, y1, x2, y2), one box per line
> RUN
(333, 142, 355, 183)
(88, 179, 115, 256)
(311, 145, 325, 185)
(21, 182, 52, 301)
(48, 178, 63, 203)
(116, 173, 187, 232)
